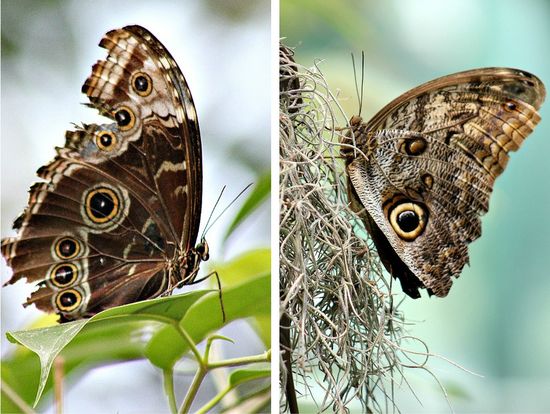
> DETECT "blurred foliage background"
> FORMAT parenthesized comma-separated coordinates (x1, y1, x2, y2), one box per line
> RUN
(1, 0, 270, 412)
(282, 0, 550, 412)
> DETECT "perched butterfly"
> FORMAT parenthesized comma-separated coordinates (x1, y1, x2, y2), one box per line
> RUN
(2, 25, 208, 322)
(341, 68, 545, 298)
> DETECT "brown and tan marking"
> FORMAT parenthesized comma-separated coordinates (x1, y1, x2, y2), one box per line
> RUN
(341, 68, 545, 298)
(2, 26, 206, 322)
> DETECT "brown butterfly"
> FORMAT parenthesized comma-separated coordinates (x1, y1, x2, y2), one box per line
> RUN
(2, 25, 208, 322)
(341, 68, 545, 298)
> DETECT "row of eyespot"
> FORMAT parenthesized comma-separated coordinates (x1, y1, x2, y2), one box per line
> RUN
(50, 71, 154, 313)
(93, 71, 154, 151)
(48, 183, 125, 312)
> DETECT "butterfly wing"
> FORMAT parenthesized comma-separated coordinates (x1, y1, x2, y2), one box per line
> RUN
(83, 25, 203, 249)
(344, 68, 545, 297)
(1, 26, 202, 321)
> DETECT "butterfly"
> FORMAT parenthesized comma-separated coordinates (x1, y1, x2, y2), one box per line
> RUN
(341, 68, 545, 298)
(1, 25, 208, 322)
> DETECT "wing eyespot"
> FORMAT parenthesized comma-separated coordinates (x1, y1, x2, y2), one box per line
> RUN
(114, 106, 135, 131)
(401, 136, 428, 156)
(50, 263, 79, 288)
(55, 288, 82, 312)
(388, 201, 429, 241)
(131, 72, 153, 97)
(84, 187, 120, 224)
(95, 130, 118, 151)
(503, 101, 517, 112)
(54, 237, 81, 260)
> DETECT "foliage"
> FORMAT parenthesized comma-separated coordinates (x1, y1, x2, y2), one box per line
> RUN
(2, 194, 270, 414)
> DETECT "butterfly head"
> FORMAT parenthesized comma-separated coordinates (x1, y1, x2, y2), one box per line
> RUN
(194, 238, 210, 262)
(341, 116, 379, 163)
(349, 115, 363, 126)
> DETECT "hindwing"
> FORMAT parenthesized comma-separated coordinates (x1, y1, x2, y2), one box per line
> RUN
(342, 68, 545, 297)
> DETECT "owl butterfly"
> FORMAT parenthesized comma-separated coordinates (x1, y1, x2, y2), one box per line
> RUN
(1, 25, 208, 322)
(341, 68, 545, 298)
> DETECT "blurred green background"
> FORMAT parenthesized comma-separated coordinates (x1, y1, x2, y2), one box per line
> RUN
(282, 0, 550, 412)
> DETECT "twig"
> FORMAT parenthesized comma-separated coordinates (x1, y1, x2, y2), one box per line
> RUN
(54, 356, 64, 414)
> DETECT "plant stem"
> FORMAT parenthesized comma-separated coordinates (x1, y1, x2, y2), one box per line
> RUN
(179, 366, 207, 414)
(204, 336, 215, 364)
(178, 350, 270, 412)
(54, 356, 64, 414)
(0, 379, 35, 414)
(207, 351, 270, 369)
(195, 385, 231, 414)
(174, 323, 203, 366)
(163, 369, 178, 414)
(197, 377, 271, 413)
(169, 321, 208, 413)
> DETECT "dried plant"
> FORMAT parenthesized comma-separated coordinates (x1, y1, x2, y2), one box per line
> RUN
(279, 43, 440, 413)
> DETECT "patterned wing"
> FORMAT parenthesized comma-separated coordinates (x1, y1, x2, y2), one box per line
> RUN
(343, 68, 545, 298)
(83, 25, 202, 248)
(1, 26, 202, 321)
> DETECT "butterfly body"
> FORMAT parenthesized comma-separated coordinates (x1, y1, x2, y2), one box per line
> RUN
(342, 68, 545, 298)
(2, 26, 205, 322)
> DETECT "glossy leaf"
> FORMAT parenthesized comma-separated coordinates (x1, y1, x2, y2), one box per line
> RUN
(212, 248, 271, 287)
(211, 249, 271, 345)
(146, 273, 270, 369)
(228, 367, 271, 387)
(4, 290, 212, 407)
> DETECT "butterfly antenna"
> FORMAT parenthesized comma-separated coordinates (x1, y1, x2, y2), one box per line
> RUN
(351, 52, 365, 118)
(200, 185, 226, 241)
(360, 51, 365, 117)
(201, 183, 253, 238)
(352, 53, 360, 114)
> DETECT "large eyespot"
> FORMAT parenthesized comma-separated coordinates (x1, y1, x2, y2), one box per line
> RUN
(388, 201, 428, 241)
(85, 187, 120, 224)
(54, 237, 81, 260)
(50, 263, 78, 287)
(95, 130, 118, 151)
(113, 106, 135, 131)
(81, 183, 129, 232)
(131, 72, 153, 97)
(55, 288, 82, 312)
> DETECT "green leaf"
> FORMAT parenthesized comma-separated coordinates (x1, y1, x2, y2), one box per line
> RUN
(7, 320, 87, 407)
(223, 172, 270, 243)
(211, 249, 271, 345)
(228, 367, 271, 387)
(212, 248, 271, 287)
(2, 320, 147, 412)
(221, 385, 271, 414)
(92, 289, 213, 322)
(250, 314, 271, 347)
(4, 290, 212, 407)
(146, 273, 270, 369)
